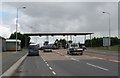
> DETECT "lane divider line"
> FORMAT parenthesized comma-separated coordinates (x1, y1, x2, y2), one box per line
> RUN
(46, 64, 49, 67)
(71, 58, 79, 62)
(49, 67, 53, 70)
(0, 53, 27, 77)
(85, 53, 119, 63)
(40, 55, 57, 76)
(45, 61, 47, 64)
(86, 63, 109, 71)
(52, 71, 56, 75)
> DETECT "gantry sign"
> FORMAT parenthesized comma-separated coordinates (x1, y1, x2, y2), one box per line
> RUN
(24, 32, 93, 36)
(24, 32, 93, 47)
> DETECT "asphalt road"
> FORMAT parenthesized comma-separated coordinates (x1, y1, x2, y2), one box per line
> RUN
(85, 49, 119, 58)
(12, 49, 119, 77)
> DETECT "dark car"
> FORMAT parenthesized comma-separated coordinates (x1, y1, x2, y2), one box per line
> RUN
(43, 44, 52, 52)
(67, 43, 83, 55)
(81, 45, 86, 51)
(39, 46, 45, 50)
(28, 44, 39, 56)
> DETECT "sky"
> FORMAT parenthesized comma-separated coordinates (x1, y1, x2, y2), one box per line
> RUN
(0, 0, 119, 45)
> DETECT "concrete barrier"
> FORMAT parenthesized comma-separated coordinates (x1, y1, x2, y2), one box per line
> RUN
(0, 53, 27, 77)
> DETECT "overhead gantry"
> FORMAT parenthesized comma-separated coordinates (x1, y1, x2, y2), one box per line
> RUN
(24, 32, 94, 47)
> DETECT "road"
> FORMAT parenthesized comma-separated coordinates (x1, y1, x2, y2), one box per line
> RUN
(12, 49, 119, 77)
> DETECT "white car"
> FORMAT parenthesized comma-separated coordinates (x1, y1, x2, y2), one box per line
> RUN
(67, 43, 83, 55)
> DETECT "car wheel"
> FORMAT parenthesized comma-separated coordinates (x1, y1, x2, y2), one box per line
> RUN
(80, 53, 83, 55)
(67, 51, 69, 54)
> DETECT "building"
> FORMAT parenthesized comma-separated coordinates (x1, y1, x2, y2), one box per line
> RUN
(0, 36, 6, 52)
(6, 39, 21, 51)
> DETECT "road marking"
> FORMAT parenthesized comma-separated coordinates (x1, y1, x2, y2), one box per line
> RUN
(108, 60, 119, 63)
(49, 67, 53, 70)
(65, 55, 69, 58)
(97, 58, 104, 60)
(41, 56, 47, 62)
(45, 61, 47, 64)
(46, 64, 49, 66)
(86, 63, 109, 71)
(85, 55, 119, 63)
(52, 71, 56, 75)
(71, 58, 79, 61)
(40, 55, 57, 75)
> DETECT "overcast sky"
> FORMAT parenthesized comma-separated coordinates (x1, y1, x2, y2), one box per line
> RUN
(0, 0, 119, 45)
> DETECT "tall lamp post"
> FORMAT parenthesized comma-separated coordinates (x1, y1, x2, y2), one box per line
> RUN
(102, 11, 111, 48)
(16, 6, 26, 52)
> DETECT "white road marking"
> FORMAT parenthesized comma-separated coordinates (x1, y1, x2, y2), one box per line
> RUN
(46, 64, 49, 66)
(65, 55, 69, 58)
(108, 60, 119, 63)
(97, 58, 104, 60)
(85, 55, 119, 63)
(49, 67, 53, 70)
(71, 58, 79, 61)
(41, 56, 46, 62)
(86, 63, 109, 71)
(45, 61, 47, 64)
(40, 55, 57, 75)
(52, 71, 56, 75)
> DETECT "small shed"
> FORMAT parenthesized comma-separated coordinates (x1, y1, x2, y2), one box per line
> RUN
(0, 36, 6, 52)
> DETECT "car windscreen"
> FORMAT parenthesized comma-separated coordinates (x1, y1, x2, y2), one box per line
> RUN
(44, 45, 51, 49)
(70, 44, 79, 48)
(29, 45, 38, 50)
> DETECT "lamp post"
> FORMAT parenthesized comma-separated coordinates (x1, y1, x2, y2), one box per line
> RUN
(16, 6, 26, 52)
(102, 11, 111, 48)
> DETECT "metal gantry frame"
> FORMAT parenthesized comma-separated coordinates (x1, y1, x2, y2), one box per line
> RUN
(24, 32, 93, 48)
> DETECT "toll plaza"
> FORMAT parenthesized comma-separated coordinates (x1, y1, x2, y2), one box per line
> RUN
(24, 32, 93, 47)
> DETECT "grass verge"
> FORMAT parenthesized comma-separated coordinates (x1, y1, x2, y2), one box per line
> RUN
(89, 45, 119, 52)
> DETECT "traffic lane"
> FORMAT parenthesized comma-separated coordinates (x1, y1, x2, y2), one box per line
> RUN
(54, 49, 118, 75)
(54, 49, 119, 62)
(68, 57, 118, 76)
(43, 58, 117, 76)
(83, 59, 118, 75)
(12, 55, 54, 76)
(55, 49, 118, 58)
(40, 51, 117, 76)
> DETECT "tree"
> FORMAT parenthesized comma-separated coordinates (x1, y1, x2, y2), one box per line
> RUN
(54, 39, 67, 48)
(85, 37, 120, 47)
(43, 41, 49, 45)
(9, 32, 31, 48)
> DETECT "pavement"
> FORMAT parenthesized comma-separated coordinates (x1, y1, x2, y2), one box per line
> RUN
(9, 49, 119, 77)
(2, 49, 27, 74)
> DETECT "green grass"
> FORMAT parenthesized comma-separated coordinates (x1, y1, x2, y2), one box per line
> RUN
(89, 45, 120, 51)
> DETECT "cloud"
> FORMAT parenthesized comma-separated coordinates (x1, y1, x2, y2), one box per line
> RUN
(1, 2, 118, 43)
(0, 24, 11, 38)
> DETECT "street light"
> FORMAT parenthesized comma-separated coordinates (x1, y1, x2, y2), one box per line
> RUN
(102, 11, 111, 48)
(16, 6, 26, 52)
